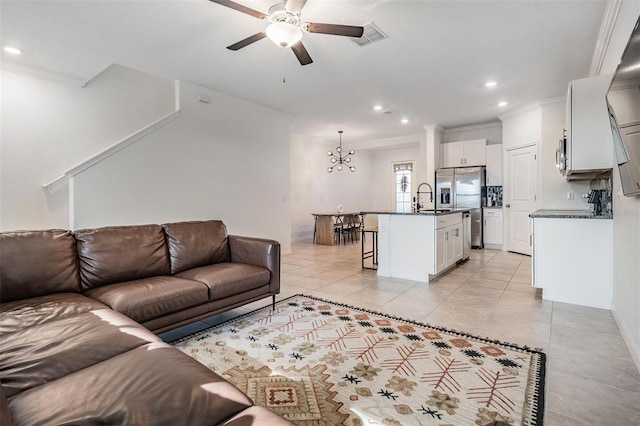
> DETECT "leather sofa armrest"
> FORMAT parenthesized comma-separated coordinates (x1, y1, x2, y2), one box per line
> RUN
(1, 382, 11, 426)
(228, 236, 280, 294)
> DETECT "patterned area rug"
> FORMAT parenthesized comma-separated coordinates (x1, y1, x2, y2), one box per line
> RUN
(172, 295, 545, 425)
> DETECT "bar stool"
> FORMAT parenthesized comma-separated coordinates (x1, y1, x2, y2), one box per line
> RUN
(361, 225, 378, 270)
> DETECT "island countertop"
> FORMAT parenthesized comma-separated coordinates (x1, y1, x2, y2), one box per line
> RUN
(529, 209, 612, 219)
(361, 209, 470, 216)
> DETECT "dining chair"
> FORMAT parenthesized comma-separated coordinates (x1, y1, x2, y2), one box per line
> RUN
(333, 216, 345, 245)
(312, 215, 318, 243)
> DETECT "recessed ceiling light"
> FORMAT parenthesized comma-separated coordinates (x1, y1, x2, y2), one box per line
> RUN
(373, 105, 383, 111)
(3, 46, 22, 55)
(401, 118, 409, 124)
(485, 81, 497, 88)
(498, 101, 508, 107)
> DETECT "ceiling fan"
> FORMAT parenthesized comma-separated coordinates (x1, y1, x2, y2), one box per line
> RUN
(209, 0, 364, 65)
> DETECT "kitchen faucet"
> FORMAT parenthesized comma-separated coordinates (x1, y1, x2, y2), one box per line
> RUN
(415, 182, 434, 212)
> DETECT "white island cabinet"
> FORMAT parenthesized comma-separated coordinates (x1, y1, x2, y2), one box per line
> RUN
(531, 210, 612, 309)
(371, 211, 465, 282)
(435, 213, 463, 273)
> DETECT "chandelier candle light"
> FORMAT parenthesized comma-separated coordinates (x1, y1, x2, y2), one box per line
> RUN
(327, 130, 356, 172)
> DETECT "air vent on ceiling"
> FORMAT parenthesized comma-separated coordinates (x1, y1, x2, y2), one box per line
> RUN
(352, 22, 387, 47)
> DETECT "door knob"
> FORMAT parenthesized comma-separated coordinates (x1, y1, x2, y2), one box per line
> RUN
(505, 204, 511, 208)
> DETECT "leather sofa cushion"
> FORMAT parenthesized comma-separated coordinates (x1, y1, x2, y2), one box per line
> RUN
(75, 224, 170, 290)
(0, 230, 80, 302)
(163, 220, 231, 274)
(84, 276, 209, 323)
(176, 263, 270, 301)
(0, 293, 107, 337)
(7, 344, 253, 426)
(1, 306, 159, 397)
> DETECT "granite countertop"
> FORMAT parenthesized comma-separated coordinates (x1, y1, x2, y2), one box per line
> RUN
(361, 209, 470, 216)
(529, 209, 613, 219)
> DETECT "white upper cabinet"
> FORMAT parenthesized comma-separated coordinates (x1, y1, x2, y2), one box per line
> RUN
(485, 144, 503, 186)
(442, 139, 487, 168)
(565, 74, 613, 176)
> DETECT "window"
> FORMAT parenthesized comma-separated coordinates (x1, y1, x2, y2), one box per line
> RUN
(394, 163, 413, 213)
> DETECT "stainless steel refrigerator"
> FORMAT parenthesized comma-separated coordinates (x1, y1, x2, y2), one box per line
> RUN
(435, 167, 486, 248)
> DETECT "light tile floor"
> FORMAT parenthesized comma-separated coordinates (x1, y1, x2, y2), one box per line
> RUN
(161, 241, 640, 425)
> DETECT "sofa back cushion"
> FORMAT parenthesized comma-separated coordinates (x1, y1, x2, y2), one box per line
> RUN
(75, 225, 170, 290)
(0, 230, 80, 302)
(162, 220, 230, 274)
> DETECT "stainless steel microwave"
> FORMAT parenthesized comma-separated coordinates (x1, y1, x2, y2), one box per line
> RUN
(556, 130, 567, 175)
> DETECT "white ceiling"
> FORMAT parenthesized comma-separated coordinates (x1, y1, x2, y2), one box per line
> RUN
(0, 0, 607, 144)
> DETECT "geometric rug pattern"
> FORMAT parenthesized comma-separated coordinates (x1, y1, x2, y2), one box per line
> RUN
(172, 295, 545, 425)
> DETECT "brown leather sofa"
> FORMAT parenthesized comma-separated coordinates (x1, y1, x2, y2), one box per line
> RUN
(0, 220, 293, 425)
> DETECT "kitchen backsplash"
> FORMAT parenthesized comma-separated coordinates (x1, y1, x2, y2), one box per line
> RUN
(486, 186, 503, 207)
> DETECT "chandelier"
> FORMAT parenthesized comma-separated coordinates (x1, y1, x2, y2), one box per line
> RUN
(327, 130, 356, 173)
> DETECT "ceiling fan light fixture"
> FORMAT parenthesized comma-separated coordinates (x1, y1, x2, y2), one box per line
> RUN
(266, 22, 302, 48)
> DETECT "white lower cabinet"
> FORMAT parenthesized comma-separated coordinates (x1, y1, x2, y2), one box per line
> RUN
(435, 227, 447, 273)
(483, 208, 503, 246)
(532, 217, 612, 309)
(435, 213, 463, 274)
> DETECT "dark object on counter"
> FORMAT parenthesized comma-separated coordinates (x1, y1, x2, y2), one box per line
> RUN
(585, 189, 608, 216)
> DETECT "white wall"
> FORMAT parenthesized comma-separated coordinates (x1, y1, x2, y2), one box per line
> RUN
(0, 65, 175, 230)
(501, 106, 541, 149)
(601, 1, 640, 371)
(72, 81, 293, 252)
(370, 144, 420, 212)
(500, 103, 592, 211)
(290, 133, 373, 242)
(444, 122, 503, 145)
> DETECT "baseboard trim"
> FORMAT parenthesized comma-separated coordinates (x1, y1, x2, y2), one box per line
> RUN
(611, 308, 640, 374)
(484, 243, 503, 250)
(291, 231, 314, 243)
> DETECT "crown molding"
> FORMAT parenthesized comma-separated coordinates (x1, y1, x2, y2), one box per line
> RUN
(0, 59, 88, 88)
(424, 124, 445, 133)
(349, 132, 424, 150)
(538, 96, 566, 106)
(498, 96, 566, 121)
(498, 102, 542, 121)
(589, 0, 623, 77)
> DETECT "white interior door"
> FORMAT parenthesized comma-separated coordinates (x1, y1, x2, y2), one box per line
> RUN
(505, 143, 538, 255)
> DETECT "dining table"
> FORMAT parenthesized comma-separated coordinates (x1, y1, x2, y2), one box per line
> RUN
(311, 212, 361, 245)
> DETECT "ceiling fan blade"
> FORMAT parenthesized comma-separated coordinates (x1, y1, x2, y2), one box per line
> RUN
(291, 41, 313, 66)
(209, 0, 267, 19)
(285, 0, 308, 13)
(306, 22, 364, 38)
(227, 32, 267, 50)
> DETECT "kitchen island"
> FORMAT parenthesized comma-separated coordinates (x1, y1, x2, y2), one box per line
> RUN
(362, 210, 470, 282)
